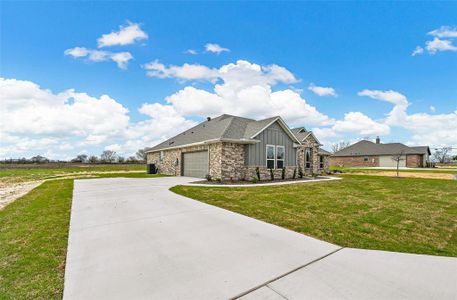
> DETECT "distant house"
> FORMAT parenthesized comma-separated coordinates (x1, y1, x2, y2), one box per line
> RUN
(147, 114, 330, 179)
(330, 137, 431, 168)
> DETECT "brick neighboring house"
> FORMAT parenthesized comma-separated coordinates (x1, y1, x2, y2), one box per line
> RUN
(146, 114, 330, 179)
(329, 137, 431, 168)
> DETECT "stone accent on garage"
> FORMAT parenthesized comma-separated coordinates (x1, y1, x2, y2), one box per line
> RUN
(208, 143, 223, 178)
(406, 154, 423, 168)
(147, 145, 209, 176)
(220, 143, 245, 180)
(329, 155, 379, 167)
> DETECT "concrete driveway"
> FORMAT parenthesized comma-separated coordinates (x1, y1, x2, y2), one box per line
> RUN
(64, 177, 457, 300)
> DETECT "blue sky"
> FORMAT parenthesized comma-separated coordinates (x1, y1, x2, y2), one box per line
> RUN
(1, 1, 456, 159)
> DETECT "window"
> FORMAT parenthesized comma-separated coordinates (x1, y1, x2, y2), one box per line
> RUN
(319, 155, 324, 169)
(305, 148, 311, 169)
(363, 156, 369, 162)
(266, 145, 275, 169)
(160, 151, 164, 162)
(276, 146, 285, 169)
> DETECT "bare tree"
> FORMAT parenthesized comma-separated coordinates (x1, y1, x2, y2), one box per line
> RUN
(30, 155, 49, 163)
(391, 151, 405, 177)
(71, 154, 88, 163)
(100, 150, 117, 163)
(433, 147, 452, 163)
(88, 155, 99, 163)
(117, 156, 125, 163)
(332, 141, 350, 153)
(126, 156, 138, 163)
(136, 148, 147, 162)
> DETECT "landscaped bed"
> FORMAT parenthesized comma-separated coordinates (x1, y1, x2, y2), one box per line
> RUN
(192, 176, 331, 185)
(172, 175, 457, 257)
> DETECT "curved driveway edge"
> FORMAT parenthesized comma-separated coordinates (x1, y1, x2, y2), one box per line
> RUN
(64, 177, 457, 300)
(182, 176, 342, 187)
(63, 177, 339, 300)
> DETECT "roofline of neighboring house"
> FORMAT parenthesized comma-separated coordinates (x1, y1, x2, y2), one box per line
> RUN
(250, 116, 301, 144)
(146, 138, 260, 153)
(331, 152, 428, 157)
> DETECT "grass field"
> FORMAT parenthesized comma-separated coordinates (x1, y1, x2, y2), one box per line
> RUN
(0, 163, 146, 184)
(1, 172, 456, 298)
(172, 175, 457, 257)
(0, 172, 162, 300)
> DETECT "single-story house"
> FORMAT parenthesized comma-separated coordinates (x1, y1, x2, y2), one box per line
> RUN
(146, 114, 330, 179)
(329, 137, 431, 168)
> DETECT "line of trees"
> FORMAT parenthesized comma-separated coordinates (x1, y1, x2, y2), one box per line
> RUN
(1, 149, 148, 164)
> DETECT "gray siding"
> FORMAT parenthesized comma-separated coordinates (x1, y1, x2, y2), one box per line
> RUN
(245, 122, 297, 166)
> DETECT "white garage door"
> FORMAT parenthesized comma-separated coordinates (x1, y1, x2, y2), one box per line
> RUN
(379, 155, 406, 168)
(183, 151, 209, 178)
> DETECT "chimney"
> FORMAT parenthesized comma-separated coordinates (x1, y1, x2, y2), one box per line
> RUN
(376, 136, 380, 144)
(207, 117, 211, 122)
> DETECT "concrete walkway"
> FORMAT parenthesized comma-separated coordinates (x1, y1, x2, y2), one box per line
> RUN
(64, 177, 457, 300)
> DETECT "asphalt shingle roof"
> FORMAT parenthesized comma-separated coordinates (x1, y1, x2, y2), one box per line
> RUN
(318, 149, 332, 155)
(332, 140, 430, 157)
(148, 114, 286, 152)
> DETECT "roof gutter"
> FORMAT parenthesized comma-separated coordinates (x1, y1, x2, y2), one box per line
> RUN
(146, 138, 260, 153)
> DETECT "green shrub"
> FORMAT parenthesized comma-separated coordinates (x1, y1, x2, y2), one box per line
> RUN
(293, 167, 297, 179)
(281, 167, 286, 180)
(251, 176, 258, 183)
(269, 168, 274, 181)
(298, 166, 303, 178)
(255, 167, 260, 181)
(205, 174, 212, 181)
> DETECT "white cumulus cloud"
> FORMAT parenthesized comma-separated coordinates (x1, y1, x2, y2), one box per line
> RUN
(65, 47, 133, 69)
(428, 26, 457, 38)
(97, 21, 148, 48)
(308, 84, 337, 97)
(146, 60, 332, 126)
(425, 37, 457, 54)
(358, 88, 457, 147)
(205, 43, 230, 54)
(413, 26, 457, 55)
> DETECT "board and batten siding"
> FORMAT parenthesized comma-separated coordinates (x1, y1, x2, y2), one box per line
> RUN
(245, 121, 297, 166)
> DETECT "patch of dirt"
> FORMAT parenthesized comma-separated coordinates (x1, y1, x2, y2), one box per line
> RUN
(0, 181, 44, 210)
(347, 171, 455, 180)
(0, 170, 144, 210)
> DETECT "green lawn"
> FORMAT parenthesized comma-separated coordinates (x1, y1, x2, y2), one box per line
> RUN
(172, 175, 457, 257)
(0, 173, 162, 300)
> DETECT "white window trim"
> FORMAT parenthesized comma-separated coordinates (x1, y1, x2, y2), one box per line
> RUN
(276, 145, 285, 169)
(266, 144, 276, 169)
(160, 151, 164, 162)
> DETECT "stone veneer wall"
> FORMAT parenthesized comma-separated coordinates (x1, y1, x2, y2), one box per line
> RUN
(220, 143, 245, 180)
(208, 143, 222, 178)
(148, 141, 329, 180)
(406, 154, 423, 167)
(244, 166, 297, 181)
(329, 155, 379, 167)
(297, 136, 321, 175)
(322, 156, 330, 172)
(147, 144, 212, 176)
